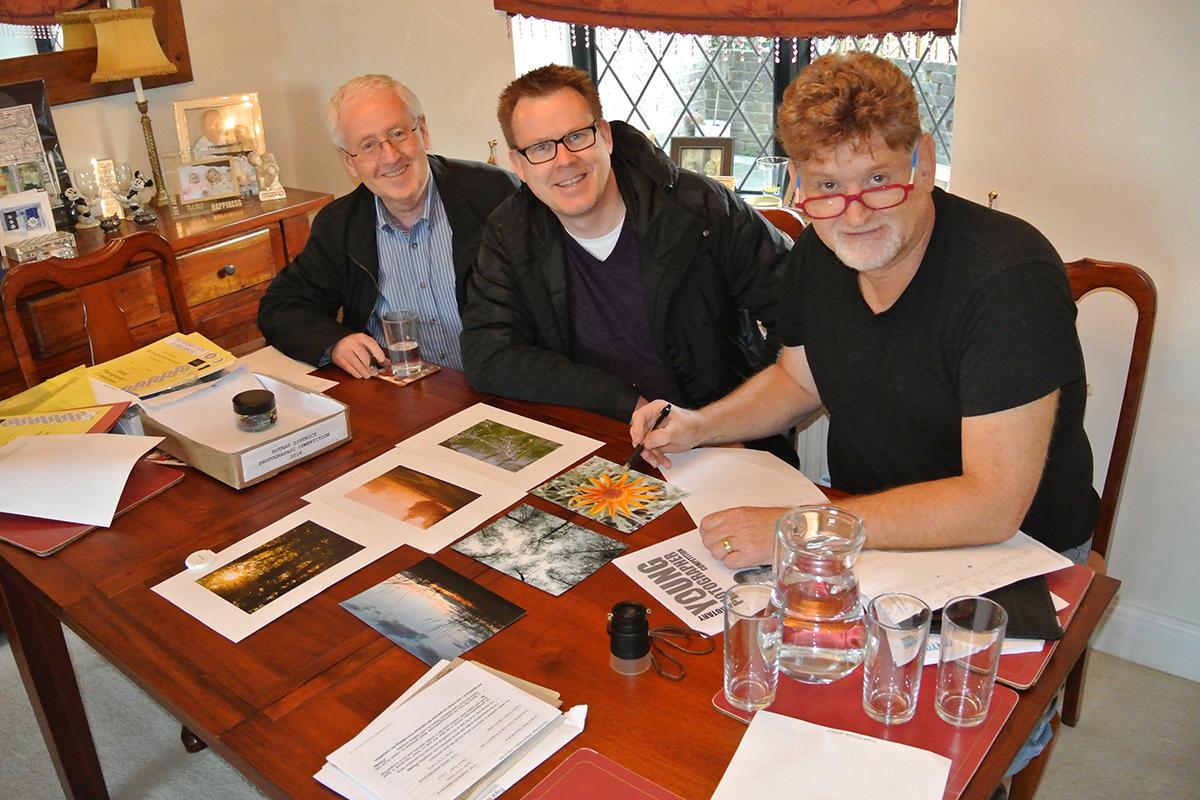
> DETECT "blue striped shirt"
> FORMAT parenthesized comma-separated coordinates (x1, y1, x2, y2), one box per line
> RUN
(366, 177, 463, 370)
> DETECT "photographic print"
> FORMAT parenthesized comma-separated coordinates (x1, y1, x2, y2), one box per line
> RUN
(346, 463, 480, 530)
(341, 557, 526, 665)
(175, 93, 267, 163)
(395, 403, 601, 491)
(177, 161, 239, 204)
(453, 504, 626, 595)
(439, 419, 563, 473)
(0, 80, 71, 225)
(152, 505, 401, 642)
(197, 521, 364, 614)
(531, 456, 688, 534)
(670, 136, 733, 178)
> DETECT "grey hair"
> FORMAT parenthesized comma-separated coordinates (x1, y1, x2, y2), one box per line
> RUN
(327, 74, 424, 150)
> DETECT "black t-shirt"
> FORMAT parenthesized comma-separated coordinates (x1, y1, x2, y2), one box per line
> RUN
(564, 218, 684, 405)
(779, 188, 1098, 551)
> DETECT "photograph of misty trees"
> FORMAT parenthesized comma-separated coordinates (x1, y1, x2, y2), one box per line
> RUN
(439, 419, 562, 473)
(340, 557, 525, 665)
(197, 521, 364, 614)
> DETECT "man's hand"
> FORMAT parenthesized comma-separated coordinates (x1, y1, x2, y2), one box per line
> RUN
(629, 400, 706, 470)
(331, 333, 386, 379)
(699, 506, 787, 568)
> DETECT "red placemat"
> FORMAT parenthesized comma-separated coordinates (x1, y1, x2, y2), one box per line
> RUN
(520, 748, 685, 800)
(713, 669, 1018, 800)
(996, 564, 1095, 689)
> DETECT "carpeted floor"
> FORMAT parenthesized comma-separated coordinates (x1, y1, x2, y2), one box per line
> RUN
(2, 630, 1197, 798)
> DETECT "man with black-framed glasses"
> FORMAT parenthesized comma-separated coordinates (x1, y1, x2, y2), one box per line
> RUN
(461, 65, 794, 463)
(634, 52, 1097, 568)
(259, 74, 518, 378)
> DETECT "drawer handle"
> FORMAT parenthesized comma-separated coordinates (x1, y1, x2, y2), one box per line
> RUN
(219, 264, 236, 277)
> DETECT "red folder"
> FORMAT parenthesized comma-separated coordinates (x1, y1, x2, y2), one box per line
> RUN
(713, 670, 1018, 800)
(0, 460, 184, 556)
(996, 564, 1095, 689)
(521, 748, 685, 800)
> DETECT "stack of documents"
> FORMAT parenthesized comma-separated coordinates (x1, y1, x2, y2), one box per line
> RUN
(89, 332, 236, 398)
(316, 660, 586, 800)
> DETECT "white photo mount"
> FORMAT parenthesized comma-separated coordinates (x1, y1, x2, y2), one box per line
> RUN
(152, 503, 397, 642)
(303, 448, 525, 554)
(395, 403, 602, 491)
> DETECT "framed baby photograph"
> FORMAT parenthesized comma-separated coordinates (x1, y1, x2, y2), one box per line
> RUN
(0, 189, 56, 246)
(174, 93, 267, 164)
(176, 160, 240, 205)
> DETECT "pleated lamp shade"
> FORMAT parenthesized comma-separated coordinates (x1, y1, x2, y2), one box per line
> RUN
(89, 6, 176, 83)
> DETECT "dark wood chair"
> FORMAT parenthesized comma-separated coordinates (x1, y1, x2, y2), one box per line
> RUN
(1, 231, 194, 388)
(756, 205, 806, 242)
(1010, 257, 1156, 800)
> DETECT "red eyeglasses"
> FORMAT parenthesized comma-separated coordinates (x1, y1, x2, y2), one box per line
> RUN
(793, 146, 919, 220)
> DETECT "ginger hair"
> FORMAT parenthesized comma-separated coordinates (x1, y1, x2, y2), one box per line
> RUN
(776, 52, 921, 163)
(497, 64, 603, 148)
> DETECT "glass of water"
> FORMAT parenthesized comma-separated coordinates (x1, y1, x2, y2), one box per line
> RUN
(723, 581, 783, 712)
(381, 309, 422, 377)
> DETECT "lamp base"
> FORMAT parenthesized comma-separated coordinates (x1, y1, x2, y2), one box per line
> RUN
(136, 99, 169, 208)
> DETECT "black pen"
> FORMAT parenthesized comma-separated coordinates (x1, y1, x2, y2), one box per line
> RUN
(623, 403, 672, 470)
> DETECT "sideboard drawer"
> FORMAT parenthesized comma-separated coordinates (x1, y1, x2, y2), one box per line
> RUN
(176, 227, 281, 307)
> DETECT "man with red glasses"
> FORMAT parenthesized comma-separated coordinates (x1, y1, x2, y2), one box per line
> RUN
(461, 65, 794, 462)
(259, 74, 518, 378)
(633, 51, 1098, 566)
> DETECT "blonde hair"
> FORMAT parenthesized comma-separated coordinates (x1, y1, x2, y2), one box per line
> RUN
(776, 52, 921, 163)
(327, 74, 424, 149)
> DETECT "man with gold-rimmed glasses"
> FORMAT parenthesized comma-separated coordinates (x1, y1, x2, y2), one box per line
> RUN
(461, 65, 794, 464)
(259, 74, 518, 378)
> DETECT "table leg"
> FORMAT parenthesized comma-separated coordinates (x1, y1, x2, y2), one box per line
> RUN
(0, 561, 110, 800)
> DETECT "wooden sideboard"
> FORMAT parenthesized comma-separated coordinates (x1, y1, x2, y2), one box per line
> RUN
(0, 188, 332, 398)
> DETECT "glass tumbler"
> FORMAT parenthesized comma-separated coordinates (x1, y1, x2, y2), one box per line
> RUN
(862, 592, 931, 724)
(723, 581, 783, 712)
(935, 596, 1008, 727)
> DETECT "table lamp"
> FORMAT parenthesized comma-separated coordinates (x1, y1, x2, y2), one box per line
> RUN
(88, 6, 177, 208)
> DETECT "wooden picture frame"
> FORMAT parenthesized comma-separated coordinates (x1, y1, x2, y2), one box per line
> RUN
(670, 136, 733, 178)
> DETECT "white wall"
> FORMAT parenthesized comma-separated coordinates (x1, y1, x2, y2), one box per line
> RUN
(46, 0, 516, 201)
(953, 0, 1200, 681)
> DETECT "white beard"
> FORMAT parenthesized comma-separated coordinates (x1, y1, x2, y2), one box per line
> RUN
(827, 225, 903, 272)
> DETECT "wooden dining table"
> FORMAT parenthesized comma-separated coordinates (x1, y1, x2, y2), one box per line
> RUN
(0, 368, 1119, 800)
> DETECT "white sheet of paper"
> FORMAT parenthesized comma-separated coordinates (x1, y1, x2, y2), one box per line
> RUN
(711, 712, 950, 800)
(661, 447, 828, 526)
(1051, 592, 1069, 612)
(151, 503, 399, 642)
(239, 345, 339, 393)
(857, 532, 1073, 612)
(325, 661, 562, 800)
(303, 448, 524, 554)
(612, 528, 737, 635)
(140, 367, 333, 453)
(0, 433, 161, 526)
(395, 403, 602, 491)
(922, 634, 1045, 666)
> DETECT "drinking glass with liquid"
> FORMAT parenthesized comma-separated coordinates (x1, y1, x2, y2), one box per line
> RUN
(381, 309, 423, 377)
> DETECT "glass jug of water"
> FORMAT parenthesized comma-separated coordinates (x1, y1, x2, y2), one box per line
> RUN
(773, 506, 867, 683)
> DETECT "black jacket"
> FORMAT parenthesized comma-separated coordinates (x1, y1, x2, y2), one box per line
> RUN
(461, 121, 790, 421)
(257, 155, 519, 366)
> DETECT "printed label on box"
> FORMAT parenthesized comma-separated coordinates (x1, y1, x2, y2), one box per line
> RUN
(240, 414, 349, 482)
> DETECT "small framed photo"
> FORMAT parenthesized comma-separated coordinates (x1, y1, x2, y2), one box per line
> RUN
(174, 93, 267, 164)
(177, 160, 240, 205)
(670, 137, 734, 177)
(0, 189, 56, 246)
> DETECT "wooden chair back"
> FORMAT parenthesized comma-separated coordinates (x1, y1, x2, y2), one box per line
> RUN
(1066, 257, 1156, 559)
(1, 231, 193, 387)
(757, 206, 806, 242)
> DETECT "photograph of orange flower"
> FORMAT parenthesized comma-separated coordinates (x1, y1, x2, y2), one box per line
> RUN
(531, 456, 687, 533)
